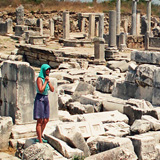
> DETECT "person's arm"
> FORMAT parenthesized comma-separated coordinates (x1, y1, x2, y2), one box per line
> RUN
(48, 80, 54, 92)
(37, 77, 48, 93)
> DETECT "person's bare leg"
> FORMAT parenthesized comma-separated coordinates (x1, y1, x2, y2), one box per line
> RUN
(41, 118, 49, 136)
(36, 119, 43, 143)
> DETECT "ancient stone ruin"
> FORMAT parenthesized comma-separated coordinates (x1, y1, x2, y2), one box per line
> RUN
(0, 1, 160, 160)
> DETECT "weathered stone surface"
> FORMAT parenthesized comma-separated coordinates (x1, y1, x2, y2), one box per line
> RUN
(142, 115, 160, 131)
(0, 116, 13, 149)
(83, 110, 128, 124)
(106, 60, 129, 72)
(22, 143, 53, 160)
(1, 61, 35, 124)
(126, 98, 153, 110)
(84, 146, 137, 160)
(0, 153, 20, 160)
(87, 136, 136, 157)
(44, 134, 84, 158)
(112, 81, 138, 99)
(102, 96, 127, 113)
(72, 82, 95, 101)
(129, 135, 157, 160)
(131, 50, 160, 65)
(103, 122, 130, 137)
(130, 119, 152, 134)
(58, 94, 72, 110)
(96, 75, 118, 93)
(52, 125, 90, 157)
(68, 102, 86, 114)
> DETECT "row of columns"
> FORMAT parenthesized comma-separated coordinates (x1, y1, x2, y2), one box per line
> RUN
(63, 11, 104, 40)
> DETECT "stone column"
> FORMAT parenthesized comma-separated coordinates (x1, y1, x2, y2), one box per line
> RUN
(95, 20, 99, 37)
(93, 37, 105, 64)
(81, 18, 85, 33)
(145, 31, 149, 50)
(49, 19, 54, 37)
(16, 5, 24, 25)
(88, 14, 95, 39)
(146, 0, 151, 33)
(99, 13, 104, 38)
(109, 10, 116, 47)
(131, 0, 139, 35)
(116, 0, 121, 35)
(63, 11, 70, 39)
(136, 11, 141, 35)
(38, 19, 43, 36)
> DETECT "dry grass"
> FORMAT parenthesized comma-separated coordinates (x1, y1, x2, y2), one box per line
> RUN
(0, 0, 159, 17)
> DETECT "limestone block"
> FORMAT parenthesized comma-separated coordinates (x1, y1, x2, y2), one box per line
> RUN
(135, 64, 156, 87)
(72, 82, 95, 101)
(102, 97, 127, 113)
(131, 50, 152, 64)
(22, 143, 53, 160)
(0, 116, 13, 149)
(58, 81, 79, 95)
(68, 102, 86, 115)
(103, 122, 130, 137)
(80, 94, 102, 106)
(112, 81, 138, 99)
(106, 60, 129, 72)
(96, 75, 118, 93)
(87, 136, 136, 157)
(52, 125, 90, 157)
(123, 105, 157, 125)
(135, 85, 153, 102)
(129, 135, 157, 160)
(126, 98, 153, 110)
(1, 61, 35, 124)
(131, 51, 160, 65)
(125, 71, 136, 83)
(15, 25, 28, 37)
(142, 115, 160, 131)
(44, 134, 84, 158)
(84, 146, 137, 160)
(130, 119, 152, 134)
(83, 110, 128, 124)
(152, 87, 160, 105)
(58, 94, 72, 110)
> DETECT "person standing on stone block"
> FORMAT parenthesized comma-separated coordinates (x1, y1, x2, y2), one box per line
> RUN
(34, 64, 54, 143)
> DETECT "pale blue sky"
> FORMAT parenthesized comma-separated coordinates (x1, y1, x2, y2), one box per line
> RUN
(152, 0, 160, 5)
(79, 0, 160, 5)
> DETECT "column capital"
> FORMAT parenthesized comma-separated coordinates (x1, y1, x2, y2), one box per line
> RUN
(132, 0, 139, 2)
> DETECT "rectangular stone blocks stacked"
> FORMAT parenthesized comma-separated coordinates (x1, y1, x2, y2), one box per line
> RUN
(0, 61, 36, 124)
(113, 51, 160, 106)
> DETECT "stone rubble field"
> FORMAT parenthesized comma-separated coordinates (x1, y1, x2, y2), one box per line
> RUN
(0, 5, 160, 160)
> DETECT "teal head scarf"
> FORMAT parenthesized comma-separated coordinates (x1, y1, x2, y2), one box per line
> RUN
(37, 64, 51, 95)
(38, 64, 51, 79)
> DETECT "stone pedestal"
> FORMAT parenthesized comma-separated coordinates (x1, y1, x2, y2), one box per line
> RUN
(93, 37, 105, 64)
(15, 25, 28, 37)
(0, 61, 36, 124)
